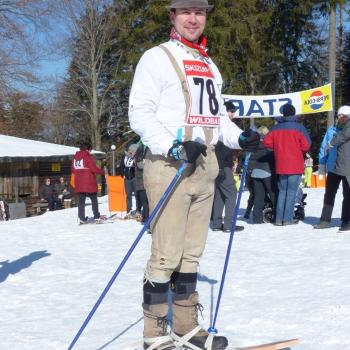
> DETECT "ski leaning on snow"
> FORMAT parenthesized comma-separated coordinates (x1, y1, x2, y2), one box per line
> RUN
(235, 338, 299, 350)
(77, 212, 147, 225)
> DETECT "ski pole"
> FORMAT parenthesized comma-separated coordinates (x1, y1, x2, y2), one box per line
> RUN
(67, 161, 188, 350)
(208, 152, 251, 334)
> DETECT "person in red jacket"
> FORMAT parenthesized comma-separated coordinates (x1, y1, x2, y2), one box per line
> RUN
(71, 142, 106, 223)
(263, 103, 311, 225)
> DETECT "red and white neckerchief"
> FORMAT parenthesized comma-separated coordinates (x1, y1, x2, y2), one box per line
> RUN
(170, 27, 209, 58)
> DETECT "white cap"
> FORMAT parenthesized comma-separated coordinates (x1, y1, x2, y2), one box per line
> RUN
(337, 105, 350, 118)
(128, 144, 138, 153)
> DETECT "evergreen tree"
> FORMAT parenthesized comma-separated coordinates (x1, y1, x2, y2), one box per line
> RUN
(341, 31, 350, 105)
(267, 0, 326, 92)
(207, 0, 279, 96)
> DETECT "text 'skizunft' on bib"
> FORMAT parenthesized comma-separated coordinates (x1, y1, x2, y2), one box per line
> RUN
(183, 60, 221, 128)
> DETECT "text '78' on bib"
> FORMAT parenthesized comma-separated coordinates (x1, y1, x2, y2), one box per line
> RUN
(183, 60, 221, 128)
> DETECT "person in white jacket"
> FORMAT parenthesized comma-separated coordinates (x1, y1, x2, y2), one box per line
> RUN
(129, 1, 258, 349)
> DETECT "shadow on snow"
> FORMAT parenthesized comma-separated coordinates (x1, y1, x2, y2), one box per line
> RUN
(0, 250, 51, 283)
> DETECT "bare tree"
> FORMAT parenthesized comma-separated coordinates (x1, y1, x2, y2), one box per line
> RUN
(0, 0, 59, 98)
(45, 78, 91, 145)
(58, 0, 122, 151)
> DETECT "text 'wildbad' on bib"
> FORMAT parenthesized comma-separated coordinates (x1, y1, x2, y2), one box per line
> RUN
(183, 60, 221, 127)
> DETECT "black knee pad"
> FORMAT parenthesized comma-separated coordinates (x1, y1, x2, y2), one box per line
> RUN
(170, 272, 197, 300)
(143, 280, 169, 305)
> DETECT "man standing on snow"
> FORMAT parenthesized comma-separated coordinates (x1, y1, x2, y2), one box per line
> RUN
(212, 101, 244, 232)
(71, 142, 106, 224)
(313, 113, 341, 229)
(118, 143, 140, 217)
(314, 105, 350, 232)
(129, 1, 258, 349)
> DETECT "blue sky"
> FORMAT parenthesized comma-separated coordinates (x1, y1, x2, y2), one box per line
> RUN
(39, 57, 69, 78)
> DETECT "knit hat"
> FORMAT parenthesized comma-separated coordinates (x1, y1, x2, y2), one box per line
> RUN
(224, 101, 236, 112)
(166, 0, 214, 10)
(281, 103, 296, 117)
(337, 105, 350, 118)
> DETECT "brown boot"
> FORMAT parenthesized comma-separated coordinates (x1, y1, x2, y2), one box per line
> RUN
(171, 292, 228, 350)
(143, 303, 177, 350)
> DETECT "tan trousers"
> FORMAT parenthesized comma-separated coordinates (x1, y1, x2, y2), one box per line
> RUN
(143, 147, 219, 282)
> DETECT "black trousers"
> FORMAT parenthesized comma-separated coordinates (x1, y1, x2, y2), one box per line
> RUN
(245, 172, 255, 216)
(252, 176, 277, 223)
(320, 172, 350, 223)
(46, 196, 61, 211)
(137, 189, 149, 222)
(78, 193, 100, 221)
(212, 167, 237, 230)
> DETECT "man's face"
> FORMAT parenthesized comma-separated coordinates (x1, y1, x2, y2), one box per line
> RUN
(338, 114, 349, 125)
(170, 8, 207, 43)
(227, 111, 235, 121)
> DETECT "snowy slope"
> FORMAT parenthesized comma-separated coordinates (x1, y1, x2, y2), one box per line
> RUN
(0, 188, 349, 350)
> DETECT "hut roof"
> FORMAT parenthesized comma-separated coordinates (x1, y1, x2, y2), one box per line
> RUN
(0, 134, 105, 163)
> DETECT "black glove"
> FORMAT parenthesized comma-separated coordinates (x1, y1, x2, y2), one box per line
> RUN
(238, 129, 260, 152)
(168, 140, 207, 163)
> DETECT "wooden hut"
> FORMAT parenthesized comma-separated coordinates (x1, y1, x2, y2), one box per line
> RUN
(0, 134, 105, 216)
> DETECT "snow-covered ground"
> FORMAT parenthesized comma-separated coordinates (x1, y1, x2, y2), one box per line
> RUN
(0, 187, 349, 350)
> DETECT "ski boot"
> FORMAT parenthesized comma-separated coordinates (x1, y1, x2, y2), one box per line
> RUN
(143, 304, 177, 350)
(143, 280, 177, 350)
(171, 292, 228, 349)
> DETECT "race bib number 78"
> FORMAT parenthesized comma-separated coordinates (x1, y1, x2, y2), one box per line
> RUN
(183, 60, 221, 127)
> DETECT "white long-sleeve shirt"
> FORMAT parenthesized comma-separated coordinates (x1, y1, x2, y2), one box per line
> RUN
(129, 40, 242, 156)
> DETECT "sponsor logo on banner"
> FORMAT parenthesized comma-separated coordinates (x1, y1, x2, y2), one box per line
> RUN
(184, 60, 214, 78)
(305, 90, 327, 110)
(301, 84, 332, 114)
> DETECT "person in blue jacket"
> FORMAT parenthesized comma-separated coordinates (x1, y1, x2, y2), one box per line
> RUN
(314, 112, 343, 229)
